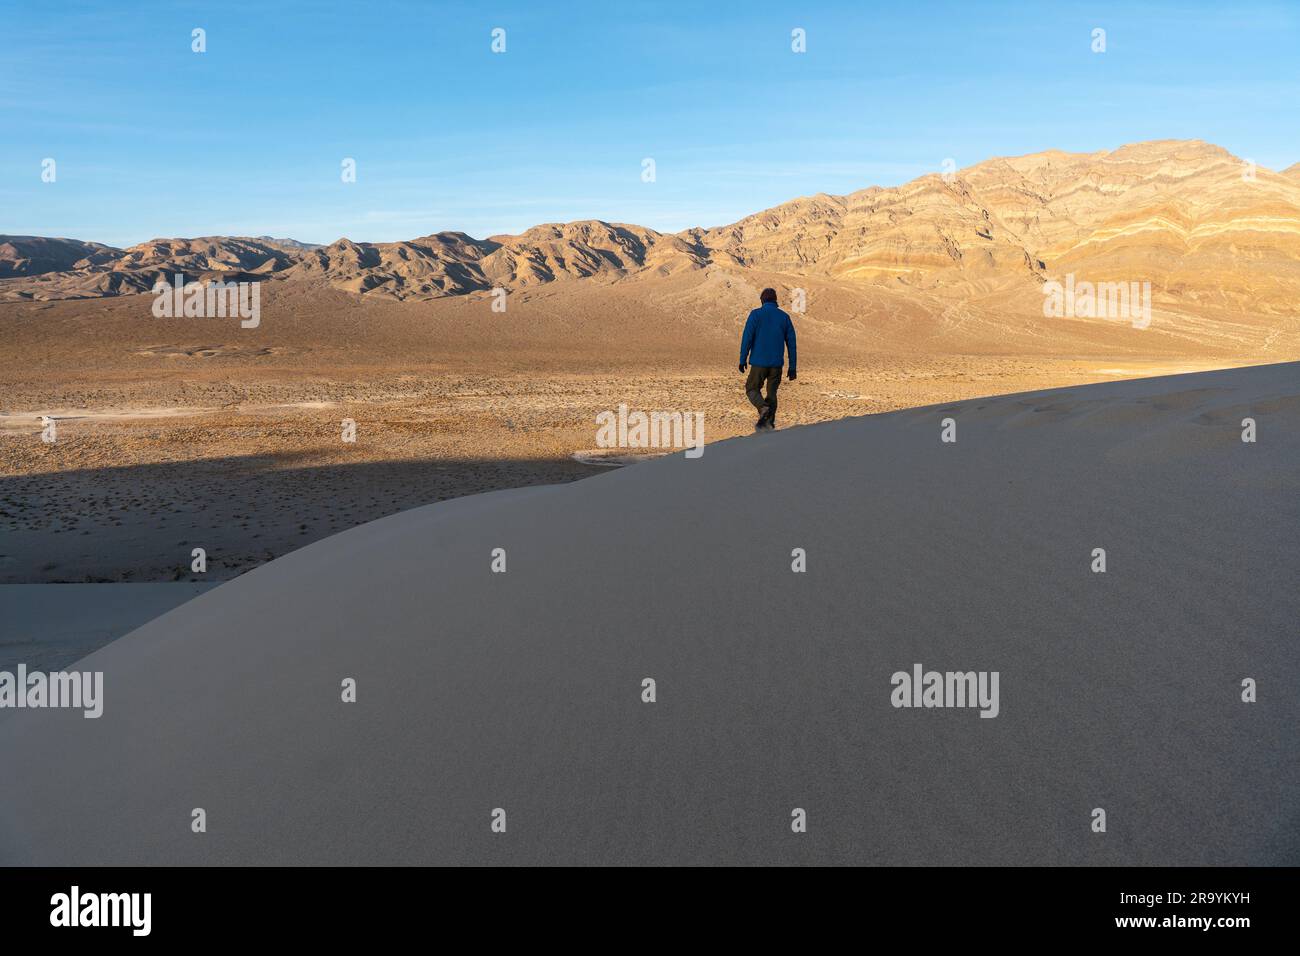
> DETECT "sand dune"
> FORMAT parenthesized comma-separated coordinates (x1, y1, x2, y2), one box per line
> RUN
(2, 361, 1295, 865)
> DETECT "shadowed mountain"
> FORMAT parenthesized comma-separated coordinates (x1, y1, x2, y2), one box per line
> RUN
(0, 236, 306, 300)
(0, 236, 119, 278)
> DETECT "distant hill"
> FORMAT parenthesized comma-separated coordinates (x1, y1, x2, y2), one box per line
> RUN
(0, 236, 305, 299)
(254, 236, 323, 252)
(3, 140, 1298, 314)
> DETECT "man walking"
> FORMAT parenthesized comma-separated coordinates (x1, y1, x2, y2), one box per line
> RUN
(739, 288, 797, 430)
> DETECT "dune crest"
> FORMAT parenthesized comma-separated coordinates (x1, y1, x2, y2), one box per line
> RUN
(2, 361, 1295, 865)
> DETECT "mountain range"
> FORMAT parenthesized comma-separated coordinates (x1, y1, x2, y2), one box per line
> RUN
(3, 140, 1299, 313)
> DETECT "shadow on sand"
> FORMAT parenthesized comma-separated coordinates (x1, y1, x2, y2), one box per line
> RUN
(1, 451, 610, 583)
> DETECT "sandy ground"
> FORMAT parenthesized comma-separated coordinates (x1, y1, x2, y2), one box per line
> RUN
(0, 355, 1235, 583)
(2, 361, 1295, 865)
(1, 279, 1269, 694)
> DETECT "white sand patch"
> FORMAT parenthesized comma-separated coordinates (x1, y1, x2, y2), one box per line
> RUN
(0, 406, 220, 428)
(570, 449, 671, 467)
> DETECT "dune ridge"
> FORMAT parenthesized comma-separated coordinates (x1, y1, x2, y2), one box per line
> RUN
(1, 361, 1295, 865)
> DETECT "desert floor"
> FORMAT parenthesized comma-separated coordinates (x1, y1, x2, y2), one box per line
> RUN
(1, 358, 1236, 584)
(0, 278, 1277, 583)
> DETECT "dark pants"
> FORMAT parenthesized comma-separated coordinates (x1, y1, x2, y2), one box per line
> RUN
(745, 365, 782, 423)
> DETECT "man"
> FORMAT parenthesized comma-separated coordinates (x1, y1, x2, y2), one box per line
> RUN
(738, 287, 797, 430)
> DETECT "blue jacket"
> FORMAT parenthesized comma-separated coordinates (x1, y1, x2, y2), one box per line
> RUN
(740, 302, 797, 372)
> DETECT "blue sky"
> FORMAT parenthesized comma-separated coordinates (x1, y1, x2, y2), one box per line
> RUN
(2, 0, 1297, 246)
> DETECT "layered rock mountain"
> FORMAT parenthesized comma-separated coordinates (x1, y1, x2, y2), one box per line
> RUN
(3, 140, 1297, 308)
